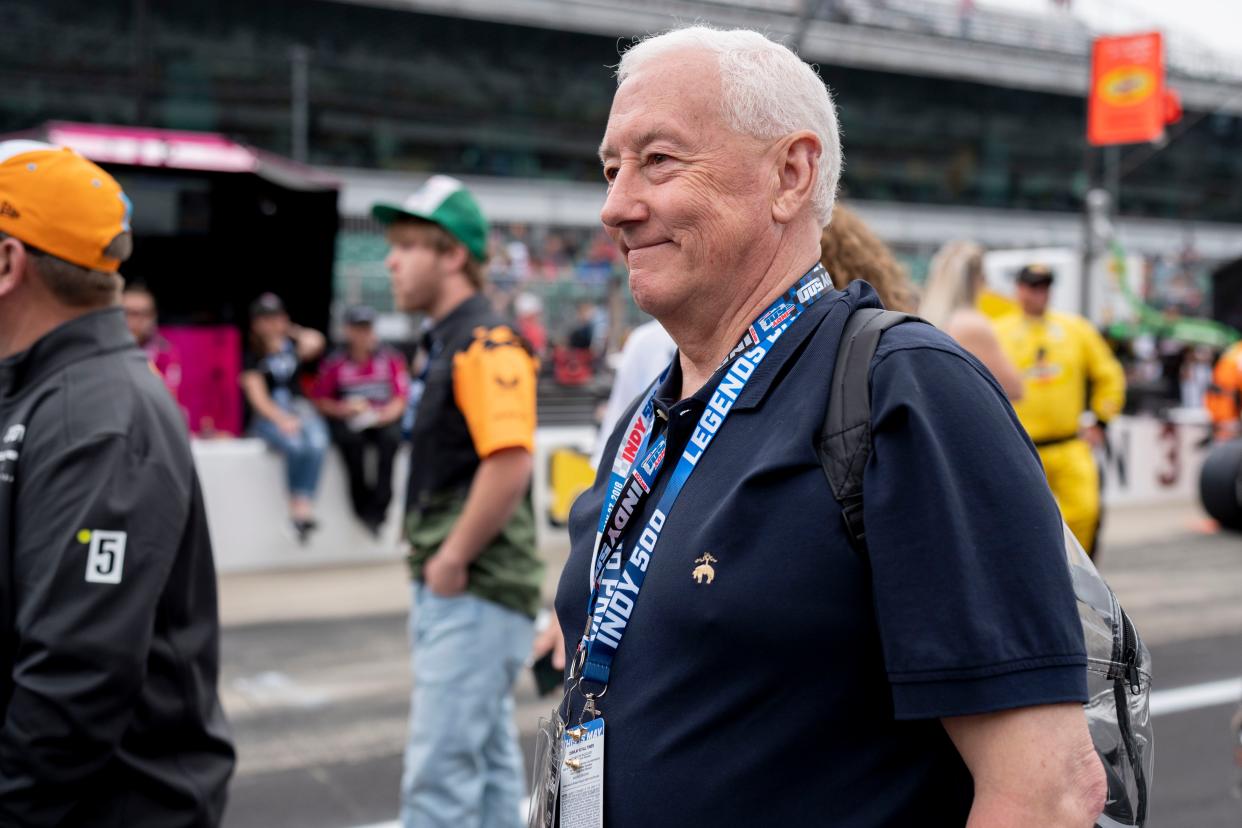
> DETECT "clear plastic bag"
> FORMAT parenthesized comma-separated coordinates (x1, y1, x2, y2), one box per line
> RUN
(527, 712, 565, 828)
(1064, 524, 1154, 827)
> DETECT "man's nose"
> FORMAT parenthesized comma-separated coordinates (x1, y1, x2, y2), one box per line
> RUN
(600, 165, 649, 229)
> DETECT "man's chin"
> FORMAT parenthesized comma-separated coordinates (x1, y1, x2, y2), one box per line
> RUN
(628, 270, 657, 308)
(628, 274, 682, 320)
(392, 290, 428, 314)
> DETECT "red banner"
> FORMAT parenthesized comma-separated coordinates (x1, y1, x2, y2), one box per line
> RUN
(1088, 32, 1166, 146)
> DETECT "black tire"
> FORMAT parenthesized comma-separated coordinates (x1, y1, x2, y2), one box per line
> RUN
(1199, 439, 1242, 530)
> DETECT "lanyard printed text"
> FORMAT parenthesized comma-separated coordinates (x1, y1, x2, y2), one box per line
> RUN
(577, 265, 831, 690)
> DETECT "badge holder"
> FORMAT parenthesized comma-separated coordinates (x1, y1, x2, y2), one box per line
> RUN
(559, 683, 606, 828)
(529, 670, 585, 828)
(527, 707, 566, 828)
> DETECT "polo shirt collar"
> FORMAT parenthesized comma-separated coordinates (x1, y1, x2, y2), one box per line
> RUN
(0, 307, 133, 398)
(428, 293, 490, 346)
(653, 279, 882, 415)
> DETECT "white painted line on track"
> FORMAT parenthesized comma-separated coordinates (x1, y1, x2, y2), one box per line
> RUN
(346, 797, 530, 828)
(342, 687, 1242, 828)
(1150, 677, 1242, 717)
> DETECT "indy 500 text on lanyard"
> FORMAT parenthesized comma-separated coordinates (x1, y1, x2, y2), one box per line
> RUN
(572, 263, 832, 701)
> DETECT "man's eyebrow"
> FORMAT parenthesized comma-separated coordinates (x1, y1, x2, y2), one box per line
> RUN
(598, 129, 683, 164)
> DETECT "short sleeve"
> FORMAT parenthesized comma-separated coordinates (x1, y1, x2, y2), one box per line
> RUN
(153, 346, 183, 403)
(452, 326, 537, 457)
(313, 355, 341, 400)
(863, 335, 1087, 720)
(1078, 319, 1125, 424)
(389, 351, 411, 400)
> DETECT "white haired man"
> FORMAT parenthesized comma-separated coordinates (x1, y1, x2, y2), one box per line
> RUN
(550, 27, 1106, 826)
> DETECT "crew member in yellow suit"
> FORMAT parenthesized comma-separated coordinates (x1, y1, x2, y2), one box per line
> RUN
(996, 264, 1126, 556)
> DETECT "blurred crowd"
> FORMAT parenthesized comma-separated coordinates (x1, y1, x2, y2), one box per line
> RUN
(129, 202, 1237, 550)
(486, 224, 621, 288)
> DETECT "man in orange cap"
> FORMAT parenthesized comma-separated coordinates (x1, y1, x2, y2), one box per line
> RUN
(0, 142, 234, 826)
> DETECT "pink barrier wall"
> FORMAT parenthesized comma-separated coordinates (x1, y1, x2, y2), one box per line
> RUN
(162, 326, 242, 436)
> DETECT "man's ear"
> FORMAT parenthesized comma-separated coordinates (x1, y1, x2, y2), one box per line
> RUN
(771, 131, 822, 225)
(443, 242, 470, 278)
(0, 237, 29, 300)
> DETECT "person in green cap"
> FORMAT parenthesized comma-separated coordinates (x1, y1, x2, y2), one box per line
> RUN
(374, 175, 542, 828)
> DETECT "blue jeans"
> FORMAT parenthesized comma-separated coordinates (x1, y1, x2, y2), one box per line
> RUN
(402, 582, 534, 828)
(252, 397, 329, 499)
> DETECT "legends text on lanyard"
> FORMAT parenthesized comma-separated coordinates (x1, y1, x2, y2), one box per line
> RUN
(575, 264, 831, 691)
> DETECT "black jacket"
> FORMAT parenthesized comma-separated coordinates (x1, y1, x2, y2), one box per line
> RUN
(0, 308, 234, 827)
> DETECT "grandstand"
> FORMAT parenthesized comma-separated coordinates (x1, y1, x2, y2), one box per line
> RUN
(5, 0, 1241, 314)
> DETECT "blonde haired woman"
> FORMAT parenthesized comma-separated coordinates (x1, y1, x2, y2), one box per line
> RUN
(920, 241, 1024, 400)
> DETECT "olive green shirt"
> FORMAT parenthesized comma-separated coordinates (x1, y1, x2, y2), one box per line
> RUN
(406, 490, 543, 618)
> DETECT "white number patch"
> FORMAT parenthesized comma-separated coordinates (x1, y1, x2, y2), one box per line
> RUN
(83, 530, 127, 585)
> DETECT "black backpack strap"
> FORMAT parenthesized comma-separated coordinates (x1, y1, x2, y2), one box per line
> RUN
(818, 308, 928, 551)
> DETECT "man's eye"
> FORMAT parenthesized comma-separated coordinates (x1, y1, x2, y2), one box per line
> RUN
(603, 166, 618, 183)
(647, 154, 669, 166)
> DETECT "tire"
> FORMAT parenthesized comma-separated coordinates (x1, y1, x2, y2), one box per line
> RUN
(1199, 439, 1242, 530)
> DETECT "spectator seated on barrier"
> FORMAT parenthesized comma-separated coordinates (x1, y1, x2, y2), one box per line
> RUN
(552, 343, 594, 386)
(240, 292, 329, 545)
(314, 305, 410, 536)
(554, 300, 603, 385)
(122, 281, 183, 404)
(513, 291, 547, 360)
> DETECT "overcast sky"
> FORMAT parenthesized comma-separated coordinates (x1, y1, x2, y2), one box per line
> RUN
(980, 0, 1242, 59)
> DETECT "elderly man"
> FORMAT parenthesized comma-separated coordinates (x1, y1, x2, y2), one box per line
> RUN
(550, 27, 1105, 827)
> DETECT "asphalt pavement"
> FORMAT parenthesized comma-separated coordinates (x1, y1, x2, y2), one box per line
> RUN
(218, 501, 1242, 828)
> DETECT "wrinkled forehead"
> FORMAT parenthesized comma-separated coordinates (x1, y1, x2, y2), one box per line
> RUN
(599, 50, 725, 159)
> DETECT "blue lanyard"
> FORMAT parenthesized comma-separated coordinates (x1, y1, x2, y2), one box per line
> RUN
(576, 264, 831, 691)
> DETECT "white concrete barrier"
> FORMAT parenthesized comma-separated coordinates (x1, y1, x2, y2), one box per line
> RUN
(196, 413, 1208, 573)
(196, 425, 599, 574)
(194, 439, 407, 574)
(1101, 411, 1212, 507)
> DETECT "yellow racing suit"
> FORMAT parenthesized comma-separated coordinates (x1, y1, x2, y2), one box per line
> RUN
(995, 310, 1126, 554)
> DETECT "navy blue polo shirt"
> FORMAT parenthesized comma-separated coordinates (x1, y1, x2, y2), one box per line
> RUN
(554, 281, 1087, 826)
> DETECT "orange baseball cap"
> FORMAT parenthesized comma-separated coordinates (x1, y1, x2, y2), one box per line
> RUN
(0, 141, 133, 273)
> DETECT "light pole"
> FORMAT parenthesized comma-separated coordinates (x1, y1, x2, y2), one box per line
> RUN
(290, 45, 310, 163)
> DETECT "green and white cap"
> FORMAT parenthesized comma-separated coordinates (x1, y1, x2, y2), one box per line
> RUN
(371, 175, 488, 262)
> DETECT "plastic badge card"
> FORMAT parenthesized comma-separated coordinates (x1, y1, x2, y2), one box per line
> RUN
(527, 712, 565, 828)
(559, 718, 605, 828)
